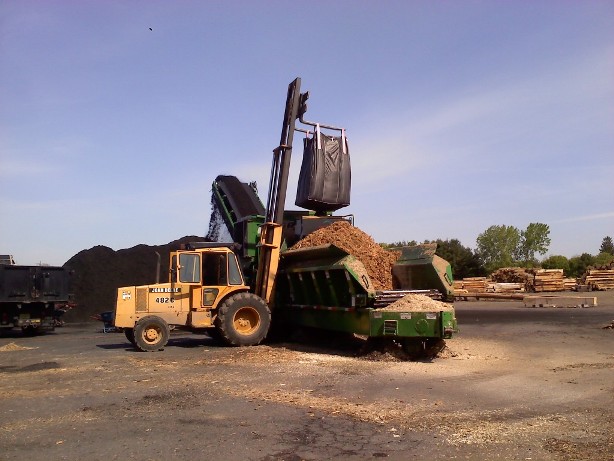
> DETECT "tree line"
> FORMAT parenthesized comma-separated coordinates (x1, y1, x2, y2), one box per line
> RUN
(382, 224, 614, 279)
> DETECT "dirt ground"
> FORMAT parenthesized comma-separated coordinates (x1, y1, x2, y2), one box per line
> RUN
(1, 291, 613, 461)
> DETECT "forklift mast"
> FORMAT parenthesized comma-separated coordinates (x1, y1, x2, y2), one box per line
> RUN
(254, 78, 305, 304)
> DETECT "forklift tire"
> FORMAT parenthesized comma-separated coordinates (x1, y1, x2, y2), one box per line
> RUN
(207, 327, 224, 343)
(216, 293, 271, 346)
(124, 328, 136, 346)
(134, 316, 170, 352)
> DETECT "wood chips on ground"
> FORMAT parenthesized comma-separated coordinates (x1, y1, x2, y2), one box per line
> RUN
(0, 342, 36, 352)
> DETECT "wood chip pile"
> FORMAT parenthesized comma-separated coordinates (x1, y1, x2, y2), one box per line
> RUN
(379, 293, 454, 312)
(290, 221, 399, 290)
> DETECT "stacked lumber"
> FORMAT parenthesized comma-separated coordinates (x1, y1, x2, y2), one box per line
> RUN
(528, 269, 565, 292)
(452, 281, 467, 294)
(563, 278, 577, 291)
(488, 282, 525, 293)
(490, 267, 530, 284)
(453, 277, 488, 292)
(582, 269, 614, 290)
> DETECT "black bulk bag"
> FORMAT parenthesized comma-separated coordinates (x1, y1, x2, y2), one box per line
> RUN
(295, 127, 351, 212)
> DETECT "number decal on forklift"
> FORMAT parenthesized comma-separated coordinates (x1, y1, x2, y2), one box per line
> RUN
(155, 297, 175, 304)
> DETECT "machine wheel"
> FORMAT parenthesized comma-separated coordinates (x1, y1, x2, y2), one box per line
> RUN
(207, 326, 225, 343)
(423, 338, 446, 358)
(216, 293, 271, 346)
(21, 326, 40, 337)
(124, 328, 136, 345)
(400, 339, 427, 360)
(134, 316, 170, 352)
(400, 338, 446, 360)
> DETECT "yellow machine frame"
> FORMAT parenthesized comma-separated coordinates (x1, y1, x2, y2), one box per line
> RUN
(114, 247, 249, 330)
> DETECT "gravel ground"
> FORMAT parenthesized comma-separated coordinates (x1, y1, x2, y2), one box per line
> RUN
(1, 291, 613, 461)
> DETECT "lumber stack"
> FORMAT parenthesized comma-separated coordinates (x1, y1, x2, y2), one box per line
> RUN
(488, 282, 525, 293)
(453, 277, 488, 292)
(563, 278, 577, 291)
(490, 267, 530, 284)
(454, 265, 590, 295)
(528, 269, 565, 292)
(582, 269, 614, 290)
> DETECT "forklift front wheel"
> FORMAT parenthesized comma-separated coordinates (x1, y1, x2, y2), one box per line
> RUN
(134, 316, 170, 352)
(216, 293, 271, 346)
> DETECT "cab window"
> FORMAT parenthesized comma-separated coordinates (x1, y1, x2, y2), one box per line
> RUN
(202, 253, 227, 286)
(228, 254, 243, 285)
(170, 255, 178, 283)
(179, 253, 201, 283)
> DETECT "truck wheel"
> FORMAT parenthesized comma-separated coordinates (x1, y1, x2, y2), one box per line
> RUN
(400, 339, 426, 360)
(400, 338, 446, 360)
(423, 338, 446, 358)
(134, 316, 169, 352)
(22, 326, 39, 337)
(124, 328, 136, 346)
(216, 293, 271, 346)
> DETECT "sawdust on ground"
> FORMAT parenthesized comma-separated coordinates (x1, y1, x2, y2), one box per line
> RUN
(0, 342, 37, 352)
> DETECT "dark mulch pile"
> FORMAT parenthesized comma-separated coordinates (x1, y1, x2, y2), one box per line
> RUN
(63, 236, 207, 321)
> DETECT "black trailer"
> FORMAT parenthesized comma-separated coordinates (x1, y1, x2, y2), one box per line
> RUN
(0, 263, 73, 334)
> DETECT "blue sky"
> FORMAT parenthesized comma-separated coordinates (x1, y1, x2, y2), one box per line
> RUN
(1, 1, 613, 266)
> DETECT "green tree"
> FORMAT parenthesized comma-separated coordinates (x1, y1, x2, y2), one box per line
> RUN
(432, 239, 486, 279)
(599, 236, 614, 255)
(541, 255, 570, 274)
(380, 240, 417, 249)
(568, 253, 595, 278)
(594, 252, 614, 267)
(516, 223, 551, 265)
(476, 225, 520, 272)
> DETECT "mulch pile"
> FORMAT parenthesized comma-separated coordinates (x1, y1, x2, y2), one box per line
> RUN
(63, 236, 208, 321)
(290, 221, 399, 290)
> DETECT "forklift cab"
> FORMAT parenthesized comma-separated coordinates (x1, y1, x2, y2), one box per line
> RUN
(170, 245, 248, 313)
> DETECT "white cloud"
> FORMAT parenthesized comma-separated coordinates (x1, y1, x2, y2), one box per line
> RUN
(552, 211, 614, 224)
(346, 44, 614, 195)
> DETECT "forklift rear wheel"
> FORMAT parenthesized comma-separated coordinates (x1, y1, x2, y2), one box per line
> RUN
(134, 316, 170, 352)
(216, 293, 271, 346)
(124, 328, 136, 345)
